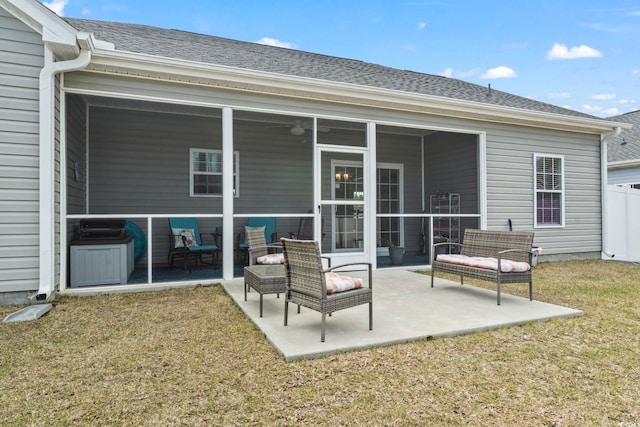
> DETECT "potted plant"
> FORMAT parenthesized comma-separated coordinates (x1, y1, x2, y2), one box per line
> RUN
(385, 239, 405, 266)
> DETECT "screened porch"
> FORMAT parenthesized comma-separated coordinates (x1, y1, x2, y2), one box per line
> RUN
(62, 94, 481, 289)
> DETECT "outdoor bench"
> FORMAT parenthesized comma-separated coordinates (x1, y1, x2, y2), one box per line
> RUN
(430, 229, 535, 305)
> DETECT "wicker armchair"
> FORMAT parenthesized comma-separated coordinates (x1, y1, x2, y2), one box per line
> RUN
(281, 238, 373, 342)
(246, 226, 283, 266)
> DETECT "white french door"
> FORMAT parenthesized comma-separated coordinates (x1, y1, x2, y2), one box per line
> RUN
(317, 146, 369, 264)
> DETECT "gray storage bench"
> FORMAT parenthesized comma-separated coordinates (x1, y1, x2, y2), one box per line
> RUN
(430, 229, 535, 305)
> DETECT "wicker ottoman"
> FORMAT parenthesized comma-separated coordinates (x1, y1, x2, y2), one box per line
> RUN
(244, 264, 287, 317)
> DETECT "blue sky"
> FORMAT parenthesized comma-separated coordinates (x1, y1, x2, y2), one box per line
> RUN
(41, 0, 640, 118)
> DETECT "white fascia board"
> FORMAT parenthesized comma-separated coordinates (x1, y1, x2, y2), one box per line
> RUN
(88, 48, 628, 135)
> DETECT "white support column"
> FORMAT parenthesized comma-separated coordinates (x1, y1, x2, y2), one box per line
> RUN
(478, 132, 488, 230)
(222, 107, 234, 279)
(367, 122, 377, 269)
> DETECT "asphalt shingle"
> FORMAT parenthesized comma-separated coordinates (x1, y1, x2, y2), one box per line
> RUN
(66, 18, 598, 120)
(607, 110, 640, 163)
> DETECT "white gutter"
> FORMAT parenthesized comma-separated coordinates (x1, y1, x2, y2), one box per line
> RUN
(36, 36, 93, 301)
(608, 159, 640, 170)
(600, 126, 622, 259)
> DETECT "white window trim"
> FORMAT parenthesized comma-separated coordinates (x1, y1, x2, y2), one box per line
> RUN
(190, 148, 239, 198)
(533, 153, 565, 228)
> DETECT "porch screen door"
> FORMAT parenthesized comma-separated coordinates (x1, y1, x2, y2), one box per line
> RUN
(318, 147, 368, 264)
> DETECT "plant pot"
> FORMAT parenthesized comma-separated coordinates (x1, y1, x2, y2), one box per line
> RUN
(389, 247, 405, 266)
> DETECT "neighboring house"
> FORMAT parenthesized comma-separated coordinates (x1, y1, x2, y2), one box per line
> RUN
(606, 110, 640, 262)
(607, 110, 640, 188)
(0, 0, 632, 305)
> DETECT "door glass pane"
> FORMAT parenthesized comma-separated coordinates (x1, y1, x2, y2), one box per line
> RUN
(334, 203, 365, 250)
(334, 163, 364, 251)
(376, 166, 402, 248)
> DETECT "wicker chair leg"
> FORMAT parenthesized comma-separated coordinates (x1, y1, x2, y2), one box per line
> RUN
(497, 280, 501, 305)
(284, 300, 289, 326)
(529, 281, 533, 301)
(259, 294, 264, 318)
(369, 302, 373, 331)
(321, 312, 326, 342)
(430, 269, 435, 287)
(460, 275, 464, 285)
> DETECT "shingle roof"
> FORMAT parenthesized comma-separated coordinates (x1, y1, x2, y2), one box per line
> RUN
(607, 110, 640, 163)
(66, 18, 597, 120)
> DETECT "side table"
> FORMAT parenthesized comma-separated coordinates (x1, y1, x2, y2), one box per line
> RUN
(244, 264, 287, 317)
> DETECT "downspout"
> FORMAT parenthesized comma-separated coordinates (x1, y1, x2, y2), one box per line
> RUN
(600, 126, 621, 259)
(36, 42, 92, 301)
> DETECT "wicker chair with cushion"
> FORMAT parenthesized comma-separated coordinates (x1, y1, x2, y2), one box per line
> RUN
(246, 226, 285, 266)
(237, 217, 279, 265)
(281, 238, 373, 342)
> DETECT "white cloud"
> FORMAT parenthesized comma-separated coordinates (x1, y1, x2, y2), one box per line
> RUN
(632, 69, 640, 76)
(548, 92, 571, 99)
(581, 104, 602, 113)
(256, 37, 293, 49)
(627, 11, 640, 16)
(547, 43, 602, 60)
(590, 93, 616, 100)
(403, 44, 417, 51)
(418, 22, 426, 30)
(481, 66, 517, 79)
(603, 107, 620, 115)
(441, 67, 480, 79)
(81, 8, 91, 16)
(42, 0, 68, 16)
(618, 99, 636, 105)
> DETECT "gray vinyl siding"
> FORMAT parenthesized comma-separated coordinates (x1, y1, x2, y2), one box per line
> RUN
(484, 123, 602, 255)
(608, 166, 640, 186)
(66, 70, 604, 259)
(0, 8, 44, 293)
(66, 95, 87, 214)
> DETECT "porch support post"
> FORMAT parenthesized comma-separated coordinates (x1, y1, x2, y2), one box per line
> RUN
(478, 132, 487, 230)
(367, 122, 377, 269)
(222, 107, 234, 280)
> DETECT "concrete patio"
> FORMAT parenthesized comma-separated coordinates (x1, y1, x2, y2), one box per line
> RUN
(221, 268, 583, 361)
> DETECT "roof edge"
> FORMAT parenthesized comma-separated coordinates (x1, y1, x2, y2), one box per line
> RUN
(87, 48, 631, 135)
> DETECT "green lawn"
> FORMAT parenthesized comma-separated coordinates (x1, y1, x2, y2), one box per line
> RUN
(1, 260, 639, 426)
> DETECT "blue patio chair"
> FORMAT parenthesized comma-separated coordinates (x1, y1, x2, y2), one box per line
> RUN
(168, 218, 219, 271)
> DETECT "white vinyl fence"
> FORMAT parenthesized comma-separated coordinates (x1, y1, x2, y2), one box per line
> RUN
(606, 185, 640, 262)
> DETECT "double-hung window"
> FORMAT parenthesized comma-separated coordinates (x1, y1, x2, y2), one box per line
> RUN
(190, 148, 239, 197)
(534, 154, 564, 227)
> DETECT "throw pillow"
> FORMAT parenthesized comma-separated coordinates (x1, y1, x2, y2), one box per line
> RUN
(172, 228, 198, 248)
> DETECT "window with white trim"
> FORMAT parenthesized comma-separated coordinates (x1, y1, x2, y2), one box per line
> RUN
(190, 148, 239, 197)
(534, 154, 564, 227)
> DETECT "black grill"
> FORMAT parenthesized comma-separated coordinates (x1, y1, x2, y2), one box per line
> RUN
(78, 219, 126, 240)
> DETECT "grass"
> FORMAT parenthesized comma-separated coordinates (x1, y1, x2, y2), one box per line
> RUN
(1, 259, 639, 426)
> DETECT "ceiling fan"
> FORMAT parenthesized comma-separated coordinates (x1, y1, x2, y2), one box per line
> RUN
(266, 119, 330, 136)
